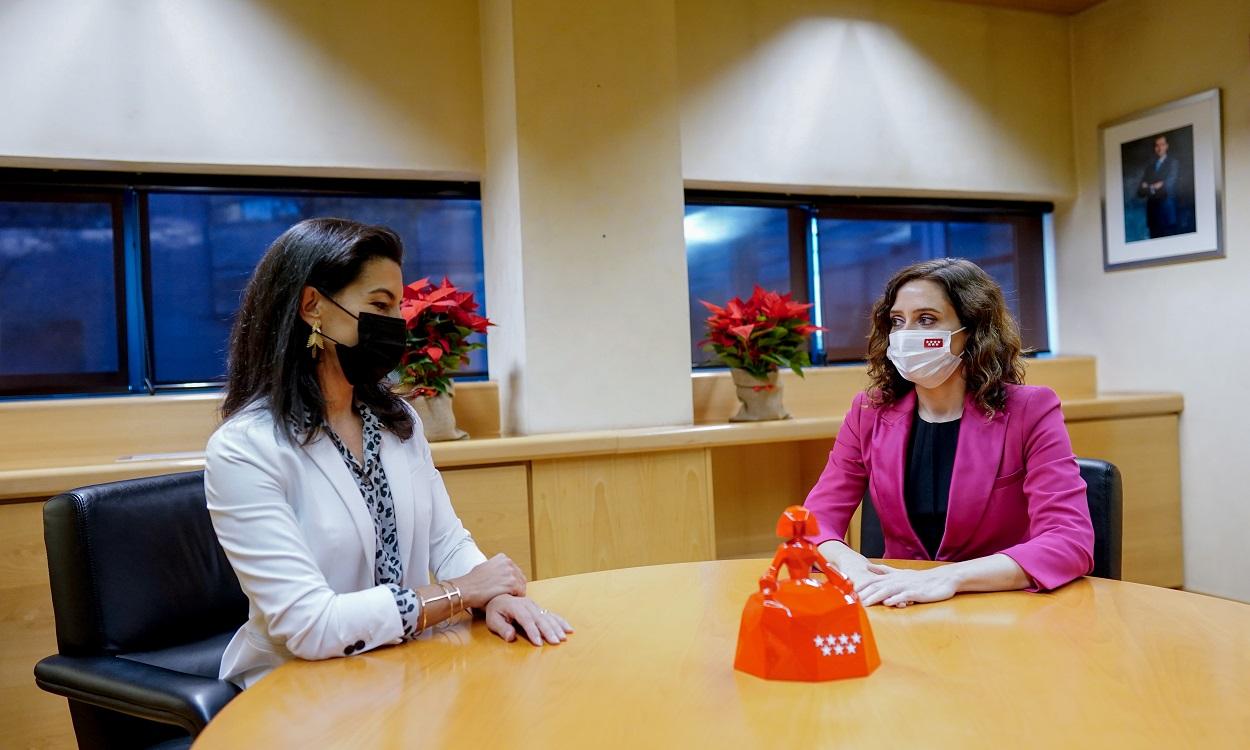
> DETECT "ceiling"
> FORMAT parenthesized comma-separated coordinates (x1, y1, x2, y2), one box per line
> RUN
(941, 0, 1107, 14)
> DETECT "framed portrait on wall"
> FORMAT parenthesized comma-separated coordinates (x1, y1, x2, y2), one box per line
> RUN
(1100, 88, 1223, 270)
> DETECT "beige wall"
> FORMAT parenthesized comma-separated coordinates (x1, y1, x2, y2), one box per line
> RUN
(1058, 0, 1250, 601)
(480, 0, 694, 434)
(0, 0, 1075, 194)
(0, 0, 483, 177)
(675, 0, 1074, 199)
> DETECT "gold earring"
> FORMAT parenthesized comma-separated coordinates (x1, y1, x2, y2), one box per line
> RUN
(306, 319, 325, 357)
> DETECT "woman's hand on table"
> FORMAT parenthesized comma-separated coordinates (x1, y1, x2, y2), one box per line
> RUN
(484, 594, 574, 646)
(855, 563, 958, 607)
(834, 559, 883, 592)
(817, 540, 878, 591)
(452, 553, 527, 608)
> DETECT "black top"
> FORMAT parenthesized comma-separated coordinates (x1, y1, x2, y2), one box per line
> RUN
(904, 412, 961, 559)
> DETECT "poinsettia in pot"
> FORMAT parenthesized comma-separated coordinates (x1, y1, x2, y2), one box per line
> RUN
(700, 286, 823, 422)
(395, 277, 494, 441)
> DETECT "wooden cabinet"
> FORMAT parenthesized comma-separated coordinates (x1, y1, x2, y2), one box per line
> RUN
(440, 464, 533, 579)
(1067, 414, 1183, 587)
(0, 501, 74, 750)
(530, 450, 714, 579)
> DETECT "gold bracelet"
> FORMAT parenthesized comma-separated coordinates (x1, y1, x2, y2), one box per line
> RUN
(437, 581, 454, 615)
(445, 582, 464, 616)
(430, 581, 466, 619)
(422, 585, 455, 625)
(440, 580, 460, 615)
(417, 590, 430, 633)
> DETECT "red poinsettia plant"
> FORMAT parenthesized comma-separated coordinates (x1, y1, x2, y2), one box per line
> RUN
(397, 277, 493, 398)
(700, 286, 822, 380)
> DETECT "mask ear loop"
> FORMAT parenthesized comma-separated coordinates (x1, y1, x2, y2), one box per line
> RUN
(950, 326, 967, 358)
(310, 288, 360, 348)
(315, 288, 362, 321)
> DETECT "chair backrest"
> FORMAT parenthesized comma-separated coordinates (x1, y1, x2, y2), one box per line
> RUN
(856, 457, 1123, 579)
(43, 471, 248, 656)
(1077, 458, 1122, 580)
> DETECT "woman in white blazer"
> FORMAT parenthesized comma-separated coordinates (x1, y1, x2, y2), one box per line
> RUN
(206, 218, 572, 689)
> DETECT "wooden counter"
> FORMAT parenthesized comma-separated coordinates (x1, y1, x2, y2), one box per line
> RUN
(0, 391, 1180, 498)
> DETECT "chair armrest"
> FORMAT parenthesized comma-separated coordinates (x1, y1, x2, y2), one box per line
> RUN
(34, 654, 240, 734)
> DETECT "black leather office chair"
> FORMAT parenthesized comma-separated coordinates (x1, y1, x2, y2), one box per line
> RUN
(35, 471, 248, 750)
(1076, 458, 1123, 580)
(858, 457, 1123, 579)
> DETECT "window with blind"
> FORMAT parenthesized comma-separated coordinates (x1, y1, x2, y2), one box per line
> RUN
(684, 193, 1050, 368)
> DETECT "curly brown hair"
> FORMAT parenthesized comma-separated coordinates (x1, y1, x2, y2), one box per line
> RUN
(865, 258, 1026, 417)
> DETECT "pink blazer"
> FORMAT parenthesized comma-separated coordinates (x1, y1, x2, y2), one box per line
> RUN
(804, 383, 1094, 591)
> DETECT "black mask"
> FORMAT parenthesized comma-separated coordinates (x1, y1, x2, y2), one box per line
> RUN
(317, 292, 407, 386)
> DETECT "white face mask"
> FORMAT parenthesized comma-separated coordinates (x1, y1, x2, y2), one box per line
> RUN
(887, 327, 966, 389)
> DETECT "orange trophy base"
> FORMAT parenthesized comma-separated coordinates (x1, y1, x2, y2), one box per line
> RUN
(734, 506, 880, 682)
(735, 579, 880, 681)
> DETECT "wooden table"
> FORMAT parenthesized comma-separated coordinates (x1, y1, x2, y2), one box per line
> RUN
(193, 560, 1250, 749)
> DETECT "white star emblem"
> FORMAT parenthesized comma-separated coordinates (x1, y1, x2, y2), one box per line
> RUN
(838, 634, 849, 645)
(847, 643, 857, 654)
(826, 633, 836, 644)
(814, 635, 825, 648)
(834, 643, 845, 655)
(851, 633, 862, 644)
(820, 645, 832, 656)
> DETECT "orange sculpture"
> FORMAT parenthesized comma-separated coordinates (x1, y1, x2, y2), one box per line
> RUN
(734, 506, 880, 681)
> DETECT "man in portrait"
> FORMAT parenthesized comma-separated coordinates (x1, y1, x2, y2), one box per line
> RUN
(1135, 134, 1181, 239)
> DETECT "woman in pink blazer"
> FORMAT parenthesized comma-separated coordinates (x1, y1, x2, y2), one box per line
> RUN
(804, 258, 1094, 607)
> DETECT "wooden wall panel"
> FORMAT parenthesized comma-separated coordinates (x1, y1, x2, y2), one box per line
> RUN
(1022, 355, 1098, 400)
(0, 381, 500, 473)
(530, 450, 714, 579)
(711, 438, 859, 561)
(710, 444, 807, 559)
(0, 502, 74, 750)
(0, 394, 223, 471)
(440, 465, 533, 579)
(1067, 415, 1183, 588)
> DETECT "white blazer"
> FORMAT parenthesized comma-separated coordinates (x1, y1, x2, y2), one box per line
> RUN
(204, 401, 487, 689)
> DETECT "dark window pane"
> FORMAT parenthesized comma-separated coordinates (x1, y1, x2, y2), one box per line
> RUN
(684, 205, 792, 366)
(146, 193, 486, 385)
(816, 218, 946, 361)
(945, 219, 1048, 348)
(0, 198, 125, 394)
(816, 212, 1048, 362)
(947, 221, 1021, 321)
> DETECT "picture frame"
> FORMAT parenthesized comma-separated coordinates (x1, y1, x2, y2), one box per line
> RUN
(1100, 88, 1223, 271)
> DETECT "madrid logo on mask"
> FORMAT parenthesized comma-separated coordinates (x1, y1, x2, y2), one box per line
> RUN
(923, 338, 944, 349)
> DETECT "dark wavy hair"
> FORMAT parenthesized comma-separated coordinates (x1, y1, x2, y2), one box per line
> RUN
(221, 218, 415, 444)
(865, 257, 1025, 417)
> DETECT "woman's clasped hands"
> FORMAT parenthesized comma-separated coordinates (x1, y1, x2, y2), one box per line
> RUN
(451, 553, 574, 646)
(842, 561, 959, 608)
